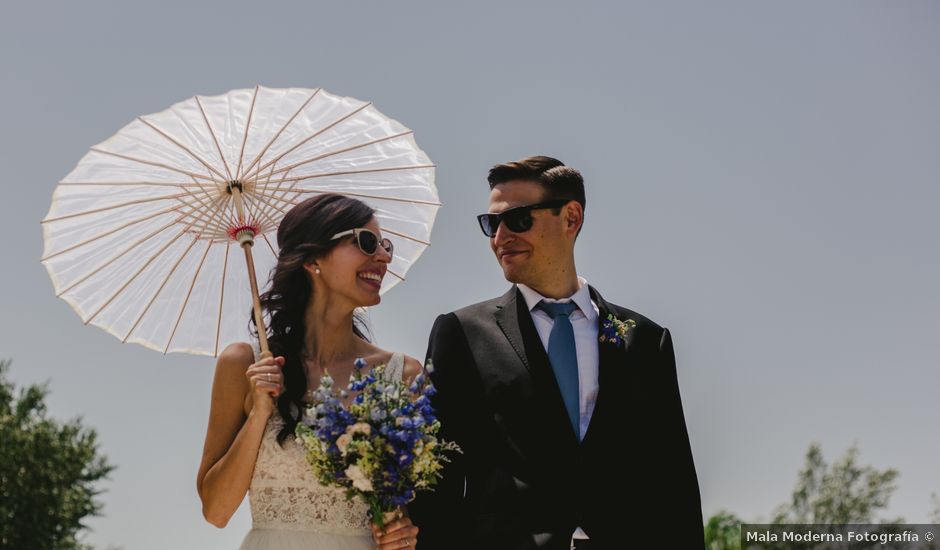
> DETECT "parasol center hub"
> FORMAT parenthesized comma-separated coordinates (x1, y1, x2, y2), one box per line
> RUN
(228, 222, 259, 245)
(236, 230, 255, 246)
(225, 180, 244, 195)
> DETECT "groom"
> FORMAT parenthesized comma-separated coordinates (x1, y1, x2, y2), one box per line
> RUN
(408, 156, 704, 549)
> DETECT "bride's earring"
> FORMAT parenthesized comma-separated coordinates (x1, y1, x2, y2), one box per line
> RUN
(314, 267, 321, 275)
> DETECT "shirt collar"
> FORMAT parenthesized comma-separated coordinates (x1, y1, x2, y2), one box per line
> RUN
(517, 276, 597, 321)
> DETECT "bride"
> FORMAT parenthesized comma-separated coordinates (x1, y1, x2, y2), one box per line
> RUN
(197, 193, 423, 550)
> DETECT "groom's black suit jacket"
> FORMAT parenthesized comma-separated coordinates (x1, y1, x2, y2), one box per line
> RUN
(408, 285, 704, 550)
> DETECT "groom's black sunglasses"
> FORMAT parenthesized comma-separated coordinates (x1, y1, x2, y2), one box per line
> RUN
(476, 199, 570, 238)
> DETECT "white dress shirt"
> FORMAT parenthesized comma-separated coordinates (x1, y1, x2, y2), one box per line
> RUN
(516, 276, 598, 543)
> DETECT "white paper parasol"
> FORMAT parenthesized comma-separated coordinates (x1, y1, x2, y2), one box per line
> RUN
(41, 86, 438, 357)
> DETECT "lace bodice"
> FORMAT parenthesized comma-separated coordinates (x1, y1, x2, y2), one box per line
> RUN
(247, 347, 406, 535)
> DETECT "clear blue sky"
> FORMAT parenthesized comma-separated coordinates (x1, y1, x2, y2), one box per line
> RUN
(1, 1, 938, 548)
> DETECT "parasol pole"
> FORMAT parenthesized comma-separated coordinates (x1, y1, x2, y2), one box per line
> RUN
(228, 180, 273, 360)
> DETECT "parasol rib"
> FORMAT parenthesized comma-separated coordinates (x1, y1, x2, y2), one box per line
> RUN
(260, 232, 277, 258)
(261, 131, 414, 179)
(253, 163, 436, 187)
(172, 194, 226, 231)
(41, 202, 188, 262)
(235, 86, 259, 180)
(247, 188, 303, 215)
(122, 233, 201, 342)
(381, 227, 431, 246)
(137, 117, 228, 181)
(248, 188, 431, 247)
(89, 147, 218, 183)
(123, 190, 231, 343)
(215, 242, 231, 357)
(55, 197, 218, 297)
(241, 193, 280, 238)
(238, 88, 321, 180)
(242, 101, 372, 182)
(57, 181, 207, 188)
(164, 239, 213, 354)
(82, 211, 208, 325)
(194, 96, 234, 182)
(272, 187, 442, 207)
(174, 190, 232, 239)
(42, 191, 192, 224)
(254, 162, 303, 213)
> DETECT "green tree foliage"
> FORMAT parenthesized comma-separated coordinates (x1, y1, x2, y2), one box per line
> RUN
(705, 442, 906, 550)
(0, 359, 114, 550)
(705, 510, 743, 550)
(771, 442, 900, 525)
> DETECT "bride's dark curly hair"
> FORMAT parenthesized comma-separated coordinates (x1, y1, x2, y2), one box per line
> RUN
(249, 193, 375, 446)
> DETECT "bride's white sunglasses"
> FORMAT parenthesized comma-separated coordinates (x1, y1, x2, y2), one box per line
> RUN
(331, 228, 394, 259)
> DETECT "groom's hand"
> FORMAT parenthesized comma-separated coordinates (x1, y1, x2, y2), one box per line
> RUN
(371, 516, 420, 549)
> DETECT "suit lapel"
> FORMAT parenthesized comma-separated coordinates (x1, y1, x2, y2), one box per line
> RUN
(581, 285, 632, 448)
(493, 287, 530, 371)
(494, 286, 581, 446)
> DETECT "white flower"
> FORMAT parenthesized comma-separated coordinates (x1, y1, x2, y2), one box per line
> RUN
(337, 433, 352, 455)
(345, 465, 373, 492)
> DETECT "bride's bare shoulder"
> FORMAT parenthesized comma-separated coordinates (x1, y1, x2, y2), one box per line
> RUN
(216, 342, 255, 374)
(402, 355, 423, 384)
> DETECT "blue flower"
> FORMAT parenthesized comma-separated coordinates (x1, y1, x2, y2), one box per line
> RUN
(294, 354, 459, 528)
(398, 418, 415, 429)
(599, 314, 636, 348)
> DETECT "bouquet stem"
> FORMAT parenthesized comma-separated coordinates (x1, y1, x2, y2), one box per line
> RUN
(370, 502, 404, 529)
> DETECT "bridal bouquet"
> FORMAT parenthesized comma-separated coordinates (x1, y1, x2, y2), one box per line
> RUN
(295, 358, 459, 528)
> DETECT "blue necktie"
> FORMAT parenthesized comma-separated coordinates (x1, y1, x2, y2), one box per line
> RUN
(536, 300, 580, 437)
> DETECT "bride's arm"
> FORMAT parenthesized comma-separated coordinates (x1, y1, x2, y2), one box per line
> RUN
(196, 342, 283, 528)
(403, 355, 423, 387)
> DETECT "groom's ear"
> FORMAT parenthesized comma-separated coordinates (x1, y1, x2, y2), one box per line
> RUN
(564, 202, 584, 237)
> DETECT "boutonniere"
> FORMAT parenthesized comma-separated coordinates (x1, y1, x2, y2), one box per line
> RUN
(599, 314, 636, 348)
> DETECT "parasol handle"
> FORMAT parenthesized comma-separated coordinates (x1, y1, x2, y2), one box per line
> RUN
(242, 241, 271, 358)
(229, 185, 272, 359)
(243, 242, 275, 416)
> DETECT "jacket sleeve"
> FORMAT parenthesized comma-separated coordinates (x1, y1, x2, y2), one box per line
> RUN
(659, 327, 706, 548)
(407, 313, 475, 550)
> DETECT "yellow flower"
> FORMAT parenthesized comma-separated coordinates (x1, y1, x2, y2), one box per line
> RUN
(337, 433, 353, 455)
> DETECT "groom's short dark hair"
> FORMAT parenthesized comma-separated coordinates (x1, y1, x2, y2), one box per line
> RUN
(487, 156, 586, 211)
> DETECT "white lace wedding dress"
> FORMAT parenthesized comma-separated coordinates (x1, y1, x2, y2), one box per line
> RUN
(239, 348, 406, 550)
